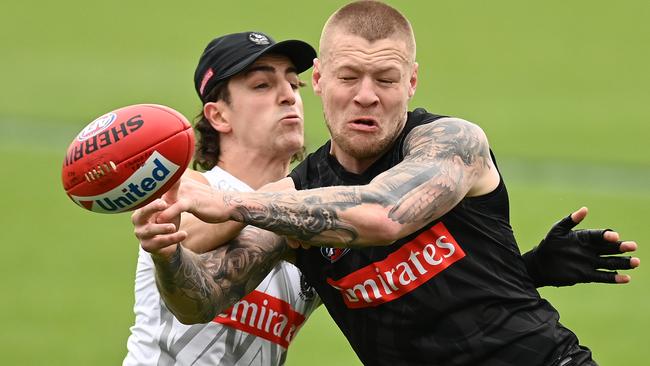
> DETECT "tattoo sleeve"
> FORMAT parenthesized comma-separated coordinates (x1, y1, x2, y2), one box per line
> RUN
(225, 118, 492, 247)
(153, 226, 287, 324)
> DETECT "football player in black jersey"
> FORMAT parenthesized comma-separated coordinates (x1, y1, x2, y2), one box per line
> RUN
(140, 2, 639, 365)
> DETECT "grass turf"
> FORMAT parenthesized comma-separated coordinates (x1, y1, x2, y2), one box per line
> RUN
(1, 1, 647, 364)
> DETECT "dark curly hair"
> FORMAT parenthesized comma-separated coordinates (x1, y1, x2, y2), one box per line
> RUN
(192, 80, 231, 171)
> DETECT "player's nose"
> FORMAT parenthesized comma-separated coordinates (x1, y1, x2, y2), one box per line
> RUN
(278, 80, 297, 106)
(353, 77, 379, 107)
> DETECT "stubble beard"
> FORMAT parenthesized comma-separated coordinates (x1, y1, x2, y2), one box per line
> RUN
(324, 114, 402, 161)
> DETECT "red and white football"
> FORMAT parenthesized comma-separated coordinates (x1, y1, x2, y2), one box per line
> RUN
(62, 104, 194, 214)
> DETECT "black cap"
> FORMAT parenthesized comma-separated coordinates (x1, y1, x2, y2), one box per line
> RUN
(194, 31, 317, 103)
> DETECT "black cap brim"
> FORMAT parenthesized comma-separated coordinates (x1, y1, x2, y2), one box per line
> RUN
(212, 39, 316, 85)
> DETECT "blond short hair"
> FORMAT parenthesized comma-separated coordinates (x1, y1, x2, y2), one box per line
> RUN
(319, 1, 416, 63)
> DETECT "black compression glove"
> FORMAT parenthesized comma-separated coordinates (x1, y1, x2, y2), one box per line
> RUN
(522, 213, 632, 287)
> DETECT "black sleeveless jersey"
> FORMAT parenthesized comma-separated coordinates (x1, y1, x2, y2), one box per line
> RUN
(289, 109, 594, 366)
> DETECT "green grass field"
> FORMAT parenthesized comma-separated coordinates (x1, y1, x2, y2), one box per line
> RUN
(1, 1, 648, 364)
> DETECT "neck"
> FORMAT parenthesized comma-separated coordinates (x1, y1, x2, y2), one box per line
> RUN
(217, 145, 293, 189)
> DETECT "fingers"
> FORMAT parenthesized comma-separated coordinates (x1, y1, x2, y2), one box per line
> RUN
(587, 270, 617, 284)
(134, 216, 187, 254)
(134, 222, 177, 241)
(614, 274, 631, 284)
(550, 208, 585, 234)
(140, 231, 188, 254)
(569, 206, 588, 225)
(574, 229, 624, 255)
(576, 230, 638, 257)
(602, 230, 620, 242)
(287, 239, 312, 250)
(588, 270, 635, 284)
(595, 256, 633, 270)
(158, 178, 204, 221)
(617, 241, 640, 268)
(162, 180, 181, 204)
(619, 240, 638, 253)
(158, 200, 191, 224)
(132, 198, 188, 254)
(131, 199, 168, 226)
(287, 239, 302, 249)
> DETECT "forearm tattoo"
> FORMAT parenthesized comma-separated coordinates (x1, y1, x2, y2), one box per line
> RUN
(154, 227, 287, 323)
(225, 190, 362, 245)
(225, 119, 491, 246)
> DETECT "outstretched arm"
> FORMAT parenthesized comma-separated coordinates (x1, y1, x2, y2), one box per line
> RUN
(132, 191, 291, 325)
(171, 170, 294, 254)
(523, 207, 640, 287)
(160, 118, 498, 247)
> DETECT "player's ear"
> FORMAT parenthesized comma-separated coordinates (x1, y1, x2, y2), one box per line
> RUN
(408, 62, 418, 99)
(312, 58, 322, 96)
(203, 102, 232, 133)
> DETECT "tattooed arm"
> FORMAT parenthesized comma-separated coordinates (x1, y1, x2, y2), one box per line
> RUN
(152, 226, 288, 324)
(133, 184, 292, 324)
(160, 118, 499, 247)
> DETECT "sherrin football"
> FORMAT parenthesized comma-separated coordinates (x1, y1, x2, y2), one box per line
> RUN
(62, 104, 194, 213)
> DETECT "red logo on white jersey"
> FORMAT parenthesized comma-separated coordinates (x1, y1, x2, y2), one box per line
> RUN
(214, 290, 306, 349)
(326, 222, 465, 309)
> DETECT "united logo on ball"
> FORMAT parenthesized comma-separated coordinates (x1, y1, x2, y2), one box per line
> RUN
(61, 104, 194, 213)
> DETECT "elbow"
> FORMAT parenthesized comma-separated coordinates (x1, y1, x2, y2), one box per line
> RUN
(357, 209, 405, 246)
(374, 220, 404, 246)
(176, 316, 210, 326)
(175, 315, 201, 325)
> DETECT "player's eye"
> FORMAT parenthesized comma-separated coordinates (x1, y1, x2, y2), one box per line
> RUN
(290, 81, 306, 90)
(254, 83, 270, 89)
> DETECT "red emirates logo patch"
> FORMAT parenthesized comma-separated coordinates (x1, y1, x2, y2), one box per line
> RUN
(213, 290, 306, 348)
(326, 222, 465, 309)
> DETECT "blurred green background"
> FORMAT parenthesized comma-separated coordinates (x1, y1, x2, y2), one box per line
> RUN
(1, 0, 648, 365)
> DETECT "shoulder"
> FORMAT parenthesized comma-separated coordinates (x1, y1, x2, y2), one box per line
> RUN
(408, 117, 486, 138)
(405, 117, 488, 150)
(403, 117, 491, 167)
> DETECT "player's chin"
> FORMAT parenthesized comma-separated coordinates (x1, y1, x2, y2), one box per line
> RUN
(280, 131, 304, 147)
(274, 137, 304, 158)
(344, 137, 386, 159)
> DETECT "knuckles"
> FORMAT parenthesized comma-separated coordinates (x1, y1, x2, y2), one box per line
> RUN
(131, 210, 142, 225)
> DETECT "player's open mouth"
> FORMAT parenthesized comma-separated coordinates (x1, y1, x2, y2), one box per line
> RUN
(349, 117, 379, 131)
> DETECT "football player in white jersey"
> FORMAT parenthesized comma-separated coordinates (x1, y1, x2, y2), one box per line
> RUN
(123, 31, 321, 366)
